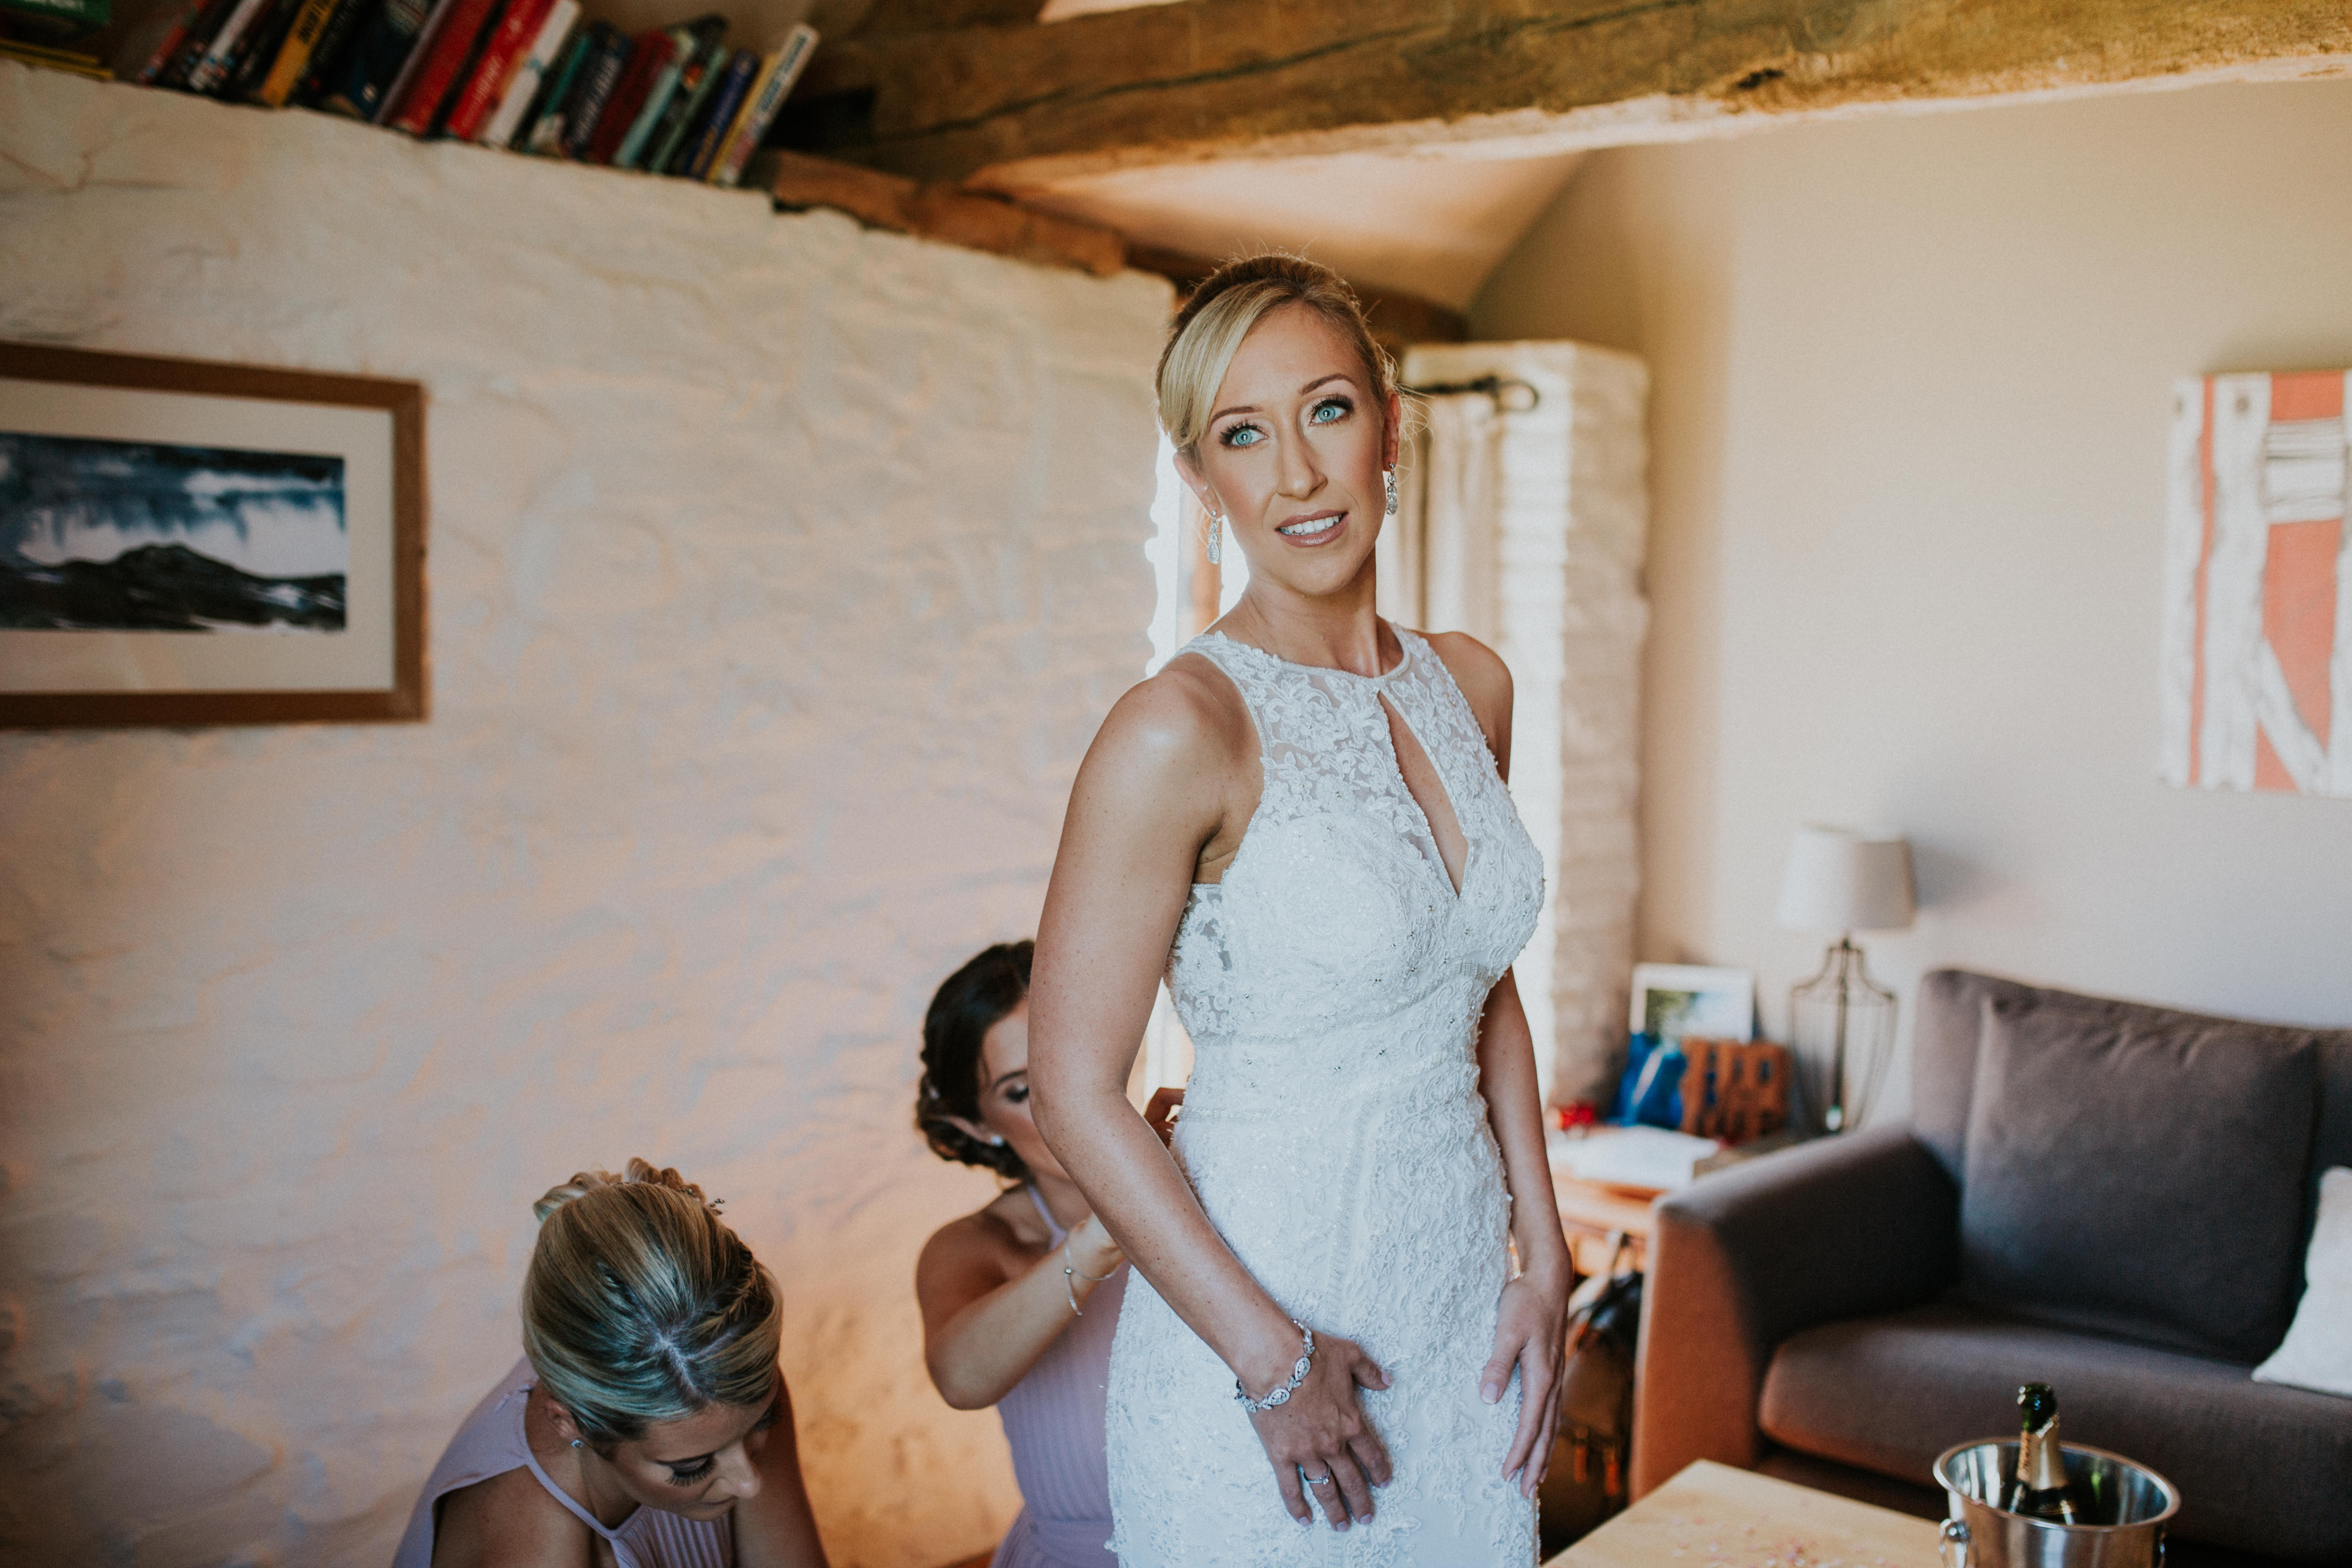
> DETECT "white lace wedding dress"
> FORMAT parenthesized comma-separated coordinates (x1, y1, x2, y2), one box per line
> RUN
(1104, 627, 1545, 1568)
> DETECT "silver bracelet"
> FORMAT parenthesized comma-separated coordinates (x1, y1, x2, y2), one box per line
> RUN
(1235, 1322, 1315, 1414)
(1062, 1241, 1111, 1316)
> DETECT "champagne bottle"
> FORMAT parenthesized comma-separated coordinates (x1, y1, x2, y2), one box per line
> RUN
(2003, 1382, 2080, 1522)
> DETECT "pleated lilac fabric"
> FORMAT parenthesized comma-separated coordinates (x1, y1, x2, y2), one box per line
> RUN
(990, 1186, 1123, 1568)
(392, 1359, 731, 1568)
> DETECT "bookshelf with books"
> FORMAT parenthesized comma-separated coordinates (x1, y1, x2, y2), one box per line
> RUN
(95, 0, 817, 189)
(7, 0, 1131, 278)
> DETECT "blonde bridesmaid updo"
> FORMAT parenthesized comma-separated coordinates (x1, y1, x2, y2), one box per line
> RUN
(1155, 253, 1396, 460)
(523, 1158, 781, 1449)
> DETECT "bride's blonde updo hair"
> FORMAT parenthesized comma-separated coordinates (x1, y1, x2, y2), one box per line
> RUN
(1156, 253, 1397, 461)
(523, 1158, 781, 1450)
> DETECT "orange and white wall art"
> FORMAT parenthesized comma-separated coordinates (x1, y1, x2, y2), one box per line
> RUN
(2163, 371, 2352, 796)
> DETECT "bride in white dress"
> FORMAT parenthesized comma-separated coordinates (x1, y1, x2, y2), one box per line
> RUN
(1028, 255, 1573, 1565)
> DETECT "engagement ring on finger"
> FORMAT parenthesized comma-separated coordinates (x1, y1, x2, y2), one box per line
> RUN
(1305, 1473, 1332, 1485)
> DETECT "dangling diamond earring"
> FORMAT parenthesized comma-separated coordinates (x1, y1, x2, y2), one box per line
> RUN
(1205, 510, 1223, 566)
(1383, 468, 1399, 517)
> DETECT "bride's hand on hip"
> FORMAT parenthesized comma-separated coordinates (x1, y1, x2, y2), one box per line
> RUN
(1245, 1331, 1393, 1531)
(1481, 1263, 1573, 1498)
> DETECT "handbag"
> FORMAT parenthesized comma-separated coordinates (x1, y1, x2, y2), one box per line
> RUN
(1537, 1235, 1644, 1555)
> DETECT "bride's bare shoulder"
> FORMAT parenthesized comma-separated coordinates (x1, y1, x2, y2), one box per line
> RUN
(1083, 652, 1253, 783)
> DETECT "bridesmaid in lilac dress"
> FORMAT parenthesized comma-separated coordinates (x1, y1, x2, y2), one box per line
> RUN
(914, 942, 1154, 1568)
(395, 1159, 828, 1568)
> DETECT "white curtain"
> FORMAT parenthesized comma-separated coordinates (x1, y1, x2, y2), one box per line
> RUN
(1379, 393, 1503, 641)
(1388, 347, 1651, 1109)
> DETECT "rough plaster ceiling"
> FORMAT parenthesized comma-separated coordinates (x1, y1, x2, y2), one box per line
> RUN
(1016, 149, 1589, 312)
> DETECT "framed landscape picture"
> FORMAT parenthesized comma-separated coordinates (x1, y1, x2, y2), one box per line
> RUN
(0, 342, 425, 726)
(1628, 963, 1756, 1042)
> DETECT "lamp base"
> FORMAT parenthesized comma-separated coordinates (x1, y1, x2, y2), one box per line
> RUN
(1788, 937, 1896, 1133)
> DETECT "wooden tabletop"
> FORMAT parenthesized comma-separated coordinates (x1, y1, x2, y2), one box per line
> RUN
(1553, 1172, 1664, 1237)
(1545, 1462, 1943, 1568)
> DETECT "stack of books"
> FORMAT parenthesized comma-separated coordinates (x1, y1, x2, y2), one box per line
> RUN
(132, 0, 814, 188)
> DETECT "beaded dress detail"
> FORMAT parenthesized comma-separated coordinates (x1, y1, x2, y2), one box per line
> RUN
(1104, 628, 1544, 1568)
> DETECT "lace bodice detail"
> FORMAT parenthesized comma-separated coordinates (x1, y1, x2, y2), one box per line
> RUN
(1166, 629, 1544, 1107)
(1104, 627, 1545, 1568)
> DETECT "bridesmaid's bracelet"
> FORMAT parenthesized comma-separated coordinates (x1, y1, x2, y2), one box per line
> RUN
(1063, 1241, 1117, 1316)
(1235, 1323, 1316, 1414)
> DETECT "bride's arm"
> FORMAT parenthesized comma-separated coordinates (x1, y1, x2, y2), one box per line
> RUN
(1428, 632, 1575, 1498)
(1029, 668, 1394, 1529)
(1471, 971, 1573, 1496)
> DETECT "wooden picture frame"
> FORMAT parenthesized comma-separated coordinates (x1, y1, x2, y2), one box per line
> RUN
(0, 342, 426, 727)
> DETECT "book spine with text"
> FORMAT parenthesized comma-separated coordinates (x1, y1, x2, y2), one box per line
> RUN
(318, 0, 435, 118)
(518, 20, 600, 152)
(709, 22, 814, 188)
(138, 0, 230, 82)
(223, 0, 307, 97)
(255, 0, 346, 104)
(581, 29, 669, 165)
(678, 44, 751, 179)
(181, 0, 274, 92)
(510, 21, 587, 145)
(478, 0, 575, 147)
(288, 0, 375, 103)
(613, 21, 708, 169)
(380, 0, 502, 132)
(553, 23, 629, 158)
(365, 0, 459, 123)
(439, 0, 550, 141)
(641, 29, 724, 173)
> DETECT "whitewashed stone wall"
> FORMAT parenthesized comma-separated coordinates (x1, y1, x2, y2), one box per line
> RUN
(0, 62, 1168, 1568)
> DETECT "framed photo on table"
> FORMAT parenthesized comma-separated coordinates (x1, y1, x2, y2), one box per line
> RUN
(0, 342, 426, 727)
(1629, 963, 1755, 1042)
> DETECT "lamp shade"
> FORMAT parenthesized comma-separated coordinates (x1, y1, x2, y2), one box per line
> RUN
(1776, 826, 1915, 933)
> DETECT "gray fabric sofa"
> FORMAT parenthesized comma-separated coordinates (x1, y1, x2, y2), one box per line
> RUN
(1632, 969, 2352, 1562)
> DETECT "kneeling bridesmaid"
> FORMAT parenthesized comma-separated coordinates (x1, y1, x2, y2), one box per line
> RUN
(395, 1159, 828, 1568)
(912, 941, 1134, 1568)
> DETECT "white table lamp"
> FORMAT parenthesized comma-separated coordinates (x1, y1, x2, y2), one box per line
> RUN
(1777, 826, 1915, 1132)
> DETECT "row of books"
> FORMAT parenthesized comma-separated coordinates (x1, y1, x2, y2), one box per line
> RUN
(133, 0, 816, 188)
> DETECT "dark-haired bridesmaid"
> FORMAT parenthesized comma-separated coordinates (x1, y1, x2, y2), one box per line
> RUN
(912, 940, 1156, 1568)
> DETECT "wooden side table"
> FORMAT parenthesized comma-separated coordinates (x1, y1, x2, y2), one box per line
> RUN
(1552, 1170, 1661, 1279)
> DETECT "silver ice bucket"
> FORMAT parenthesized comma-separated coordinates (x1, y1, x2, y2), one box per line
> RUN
(1933, 1440, 2180, 1568)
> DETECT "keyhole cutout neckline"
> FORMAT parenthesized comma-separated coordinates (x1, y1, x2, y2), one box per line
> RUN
(1378, 691, 1468, 897)
(1191, 626, 1474, 904)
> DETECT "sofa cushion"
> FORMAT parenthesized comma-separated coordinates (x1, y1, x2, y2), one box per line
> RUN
(2254, 1166, 2352, 1398)
(1959, 995, 2317, 1361)
(1759, 1302, 2352, 1559)
(1909, 971, 2352, 1249)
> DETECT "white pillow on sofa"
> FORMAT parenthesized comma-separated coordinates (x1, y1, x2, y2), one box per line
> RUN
(2254, 1166, 2352, 1398)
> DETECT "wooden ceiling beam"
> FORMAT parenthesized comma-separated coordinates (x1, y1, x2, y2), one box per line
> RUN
(781, 0, 2352, 188)
(754, 150, 1129, 274)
